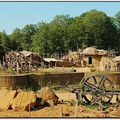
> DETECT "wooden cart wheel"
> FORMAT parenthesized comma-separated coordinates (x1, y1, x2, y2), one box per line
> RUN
(98, 76, 114, 104)
(81, 75, 114, 105)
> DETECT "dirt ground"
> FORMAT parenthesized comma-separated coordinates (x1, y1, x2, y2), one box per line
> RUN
(0, 102, 119, 118)
(0, 91, 119, 118)
(37, 67, 91, 73)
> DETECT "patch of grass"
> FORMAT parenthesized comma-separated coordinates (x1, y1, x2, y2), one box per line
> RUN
(88, 105, 98, 110)
(8, 66, 16, 75)
(79, 101, 99, 110)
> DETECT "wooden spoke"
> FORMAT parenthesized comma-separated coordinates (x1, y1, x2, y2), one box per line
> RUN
(81, 75, 114, 105)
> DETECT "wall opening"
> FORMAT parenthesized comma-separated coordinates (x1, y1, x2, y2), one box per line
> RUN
(88, 57, 92, 64)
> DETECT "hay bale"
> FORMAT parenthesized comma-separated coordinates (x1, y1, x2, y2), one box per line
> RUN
(11, 91, 37, 111)
(37, 87, 59, 106)
(0, 90, 17, 110)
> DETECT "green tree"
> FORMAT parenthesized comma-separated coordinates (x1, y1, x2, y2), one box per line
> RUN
(81, 10, 117, 49)
(115, 11, 120, 54)
(49, 15, 71, 53)
(9, 28, 23, 51)
(31, 22, 52, 55)
(66, 17, 86, 51)
(32, 15, 71, 55)
(0, 31, 10, 48)
(21, 24, 38, 50)
(3, 9, 119, 55)
(115, 11, 120, 25)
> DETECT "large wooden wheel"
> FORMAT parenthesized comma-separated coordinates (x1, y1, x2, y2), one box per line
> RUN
(81, 75, 114, 105)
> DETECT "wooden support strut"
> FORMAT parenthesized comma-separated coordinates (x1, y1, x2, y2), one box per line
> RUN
(4, 51, 40, 73)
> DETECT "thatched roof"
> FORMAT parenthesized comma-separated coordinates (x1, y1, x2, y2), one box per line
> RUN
(112, 56, 120, 62)
(82, 47, 98, 55)
(20, 50, 40, 57)
(20, 50, 34, 57)
(98, 49, 108, 55)
(82, 47, 109, 56)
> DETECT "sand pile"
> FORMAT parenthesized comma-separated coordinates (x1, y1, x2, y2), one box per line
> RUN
(0, 90, 17, 110)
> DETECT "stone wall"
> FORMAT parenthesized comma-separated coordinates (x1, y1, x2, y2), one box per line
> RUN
(106, 73, 120, 89)
(0, 73, 84, 90)
(0, 72, 119, 90)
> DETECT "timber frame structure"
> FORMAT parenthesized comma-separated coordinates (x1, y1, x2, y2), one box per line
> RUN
(4, 51, 41, 73)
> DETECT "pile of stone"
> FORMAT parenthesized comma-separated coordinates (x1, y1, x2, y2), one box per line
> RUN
(11, 91, 37, 111)
(37, 87, 59, 107)
(0, 87, 59, 111)
(0, 90, 17, 110)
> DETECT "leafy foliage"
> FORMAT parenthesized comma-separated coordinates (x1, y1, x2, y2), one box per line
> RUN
(0, 9, 120, 55)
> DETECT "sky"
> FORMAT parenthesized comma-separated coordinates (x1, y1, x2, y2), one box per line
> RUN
(0, 2, 120, 34)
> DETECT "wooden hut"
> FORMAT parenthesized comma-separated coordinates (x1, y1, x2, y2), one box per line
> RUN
(82, 47, 113, 71)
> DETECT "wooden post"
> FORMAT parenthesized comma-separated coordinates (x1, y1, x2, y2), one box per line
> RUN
(29, 103, 31, 117)
(29, 54, 32, 72)
(16, 57, 19, 73)
(60, 106, 63, 117)
(116, 94, 120, 104)
(75, 99, 78, 117)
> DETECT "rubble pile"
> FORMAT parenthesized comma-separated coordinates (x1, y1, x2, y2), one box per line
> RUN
(37, 87, 59, 106)
(0, 88, 59, 111)
(11, 91, 37, 111)
(0, 90, 17, 110)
